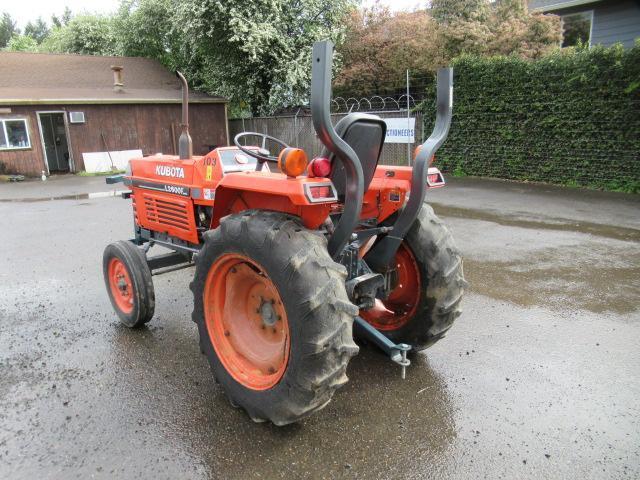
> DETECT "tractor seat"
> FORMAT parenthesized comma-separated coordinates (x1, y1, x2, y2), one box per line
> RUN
(323, 113, 387, 200)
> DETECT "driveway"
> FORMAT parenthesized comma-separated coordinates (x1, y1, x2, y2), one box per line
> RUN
(0, 175, 638, 479)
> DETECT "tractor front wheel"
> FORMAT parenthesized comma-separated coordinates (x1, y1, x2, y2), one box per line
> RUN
(362, 204, 466, 351)
(191, 211, 359, 425)
(103, 240, 155, 328)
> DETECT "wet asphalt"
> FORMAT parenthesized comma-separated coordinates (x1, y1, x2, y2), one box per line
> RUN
(0, 176, 638, 479)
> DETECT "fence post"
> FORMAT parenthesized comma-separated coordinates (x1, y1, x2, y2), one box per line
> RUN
(294, 108, 301, 147)
(406, 69, 411, 166)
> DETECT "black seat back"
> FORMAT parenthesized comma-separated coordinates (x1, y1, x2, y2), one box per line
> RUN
(324, 113, 386, 199)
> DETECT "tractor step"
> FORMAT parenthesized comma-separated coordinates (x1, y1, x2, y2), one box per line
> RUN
(105, 174, 125, 184)
(353, 316, 411, 379)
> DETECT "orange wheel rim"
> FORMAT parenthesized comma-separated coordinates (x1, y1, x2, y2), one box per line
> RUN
(204, 254, 290, 390)
(361, 243, 421, 331)
(108, 257, 134, 314)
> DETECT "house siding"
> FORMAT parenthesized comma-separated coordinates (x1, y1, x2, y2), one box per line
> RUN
(0, 103, 228, 176)
(591, 0, 640, 48)
(529, 0, 640, 48)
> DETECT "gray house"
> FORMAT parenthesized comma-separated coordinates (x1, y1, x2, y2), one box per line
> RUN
(529, 0, 640, 48)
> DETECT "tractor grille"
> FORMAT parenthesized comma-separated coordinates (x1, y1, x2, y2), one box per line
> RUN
(142, 194, 191, 232)
(132, 195, 139, 223)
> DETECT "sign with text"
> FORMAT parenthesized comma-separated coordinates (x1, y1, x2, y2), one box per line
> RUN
(384, 117, 415, 144)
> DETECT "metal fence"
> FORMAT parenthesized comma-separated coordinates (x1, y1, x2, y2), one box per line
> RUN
(228, 111, 422, 167)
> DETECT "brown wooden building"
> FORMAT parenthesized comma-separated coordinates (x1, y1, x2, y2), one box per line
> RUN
(0, 52, 228, 176)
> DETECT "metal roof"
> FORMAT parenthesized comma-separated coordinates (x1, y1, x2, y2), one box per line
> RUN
(0, 51, 226, 105)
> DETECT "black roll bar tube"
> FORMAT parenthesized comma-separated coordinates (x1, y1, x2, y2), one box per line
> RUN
(366, 67, 453, 272)
(311, 41, 365, 259)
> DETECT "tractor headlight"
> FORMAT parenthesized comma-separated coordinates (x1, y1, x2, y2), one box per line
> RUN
(278, 148, 308, 178)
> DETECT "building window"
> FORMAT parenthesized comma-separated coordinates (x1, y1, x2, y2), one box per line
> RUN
(0, 118, 31, 150)
(561, 11, 593, 47)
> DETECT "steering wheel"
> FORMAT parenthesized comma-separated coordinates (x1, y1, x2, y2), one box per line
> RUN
(234, 132, 290, 170)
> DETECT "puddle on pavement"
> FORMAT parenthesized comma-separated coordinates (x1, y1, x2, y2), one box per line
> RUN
(0, 190, 127, 203)
(464, 244, 640, 315)
(431, 202, 640, 242)
(107, 325, 458, 479)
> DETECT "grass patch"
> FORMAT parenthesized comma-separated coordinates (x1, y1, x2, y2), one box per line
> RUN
(76, 170, 125, 177)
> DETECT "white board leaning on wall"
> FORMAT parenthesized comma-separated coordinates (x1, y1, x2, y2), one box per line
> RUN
(82, 149, 143, 173)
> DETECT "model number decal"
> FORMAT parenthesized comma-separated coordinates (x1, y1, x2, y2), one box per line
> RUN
(164, 184, 189, 195)
(133, 180, 190, 197)
(155, 165, 185, 178)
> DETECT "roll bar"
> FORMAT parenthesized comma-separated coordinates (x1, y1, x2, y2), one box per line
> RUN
(366, 67, 453, 271)
(311, 41, 364, 259)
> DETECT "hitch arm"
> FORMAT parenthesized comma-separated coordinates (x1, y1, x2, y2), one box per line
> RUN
(353, 316, 411, 379)
(366, 68, 453, 272)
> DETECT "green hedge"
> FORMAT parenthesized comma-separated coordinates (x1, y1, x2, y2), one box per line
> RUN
(422, 43, 640, 193)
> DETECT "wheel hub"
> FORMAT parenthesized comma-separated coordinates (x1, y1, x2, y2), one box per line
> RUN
(117, 276, 128, 294)
(360, 243, 421, 331)
(107, 258, 134, 314)
(259, 298, 278, 327)
(204, 254, 290, 391)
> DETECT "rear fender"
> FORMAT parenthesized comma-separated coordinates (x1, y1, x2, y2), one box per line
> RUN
(211, 172, 336, 229)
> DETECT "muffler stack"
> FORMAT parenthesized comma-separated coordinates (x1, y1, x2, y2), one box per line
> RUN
(176, 71, 193, 160)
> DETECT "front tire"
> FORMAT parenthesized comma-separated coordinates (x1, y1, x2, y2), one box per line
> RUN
(362, 204, 466, 350)
(191, 211, 359, 425)
(103, 240, 155, 328)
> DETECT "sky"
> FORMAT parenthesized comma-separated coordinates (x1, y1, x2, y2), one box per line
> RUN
(4, 0, 425, 29)
(4, 1, 119, 29)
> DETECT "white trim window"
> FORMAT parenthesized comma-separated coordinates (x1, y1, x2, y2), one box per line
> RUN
(561, 11, 594, 48)
(0, 118, 31, 150)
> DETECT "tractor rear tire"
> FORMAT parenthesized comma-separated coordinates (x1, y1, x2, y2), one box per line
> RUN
(191, 210, 359, 425)
(103, 240, 155, 328)
(362, 204, 466, 351)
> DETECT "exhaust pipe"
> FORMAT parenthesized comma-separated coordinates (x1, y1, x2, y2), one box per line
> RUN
(111, 65, 124, 93)
(176, 71, 193, 160)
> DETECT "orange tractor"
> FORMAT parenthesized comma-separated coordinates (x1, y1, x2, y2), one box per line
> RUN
(103, 41, 465, 425)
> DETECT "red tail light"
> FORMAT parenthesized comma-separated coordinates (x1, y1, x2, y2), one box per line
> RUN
(310, 157, 332, 177)
(303, 182, 338, 203)
(426, 167, 445, 187)
(309, 185, 332, 198)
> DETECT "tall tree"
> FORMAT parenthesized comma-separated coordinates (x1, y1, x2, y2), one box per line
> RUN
(0, 12, 20, 48)
(430, 0, 489, 24)
(174, 0, 354, 114)
(431, 0, 560, 60)
(113, 0, 183, 68)
(41, 14, 118, 55)
(51, 7, 73, 28)
(24, 17, 50, 44)
(337, 6, 444, 96)
(486, 0, 561, 58)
